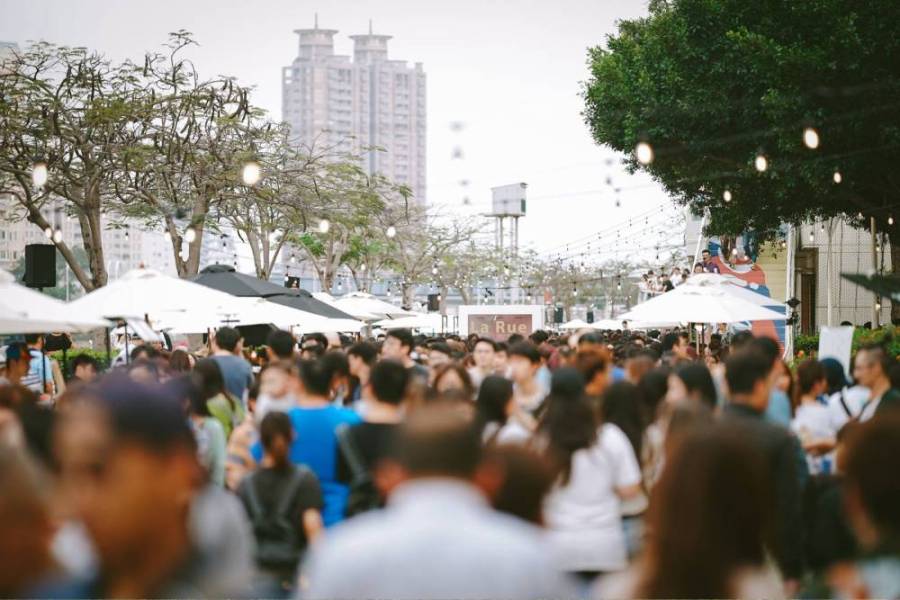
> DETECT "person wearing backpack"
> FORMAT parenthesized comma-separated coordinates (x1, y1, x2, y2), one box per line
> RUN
(336, 359, 408, 518)
(237, 412, 323, 597)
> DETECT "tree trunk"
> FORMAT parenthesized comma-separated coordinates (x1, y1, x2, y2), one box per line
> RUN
(439, 284, 448, 314)
(79, 206, 108, 288)
(889, 229, 900, 326)
(401, 282, 414, 309)
(459, 287, 471, 305)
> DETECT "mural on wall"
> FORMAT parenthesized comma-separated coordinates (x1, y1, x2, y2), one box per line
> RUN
(706, 232, 787, 347)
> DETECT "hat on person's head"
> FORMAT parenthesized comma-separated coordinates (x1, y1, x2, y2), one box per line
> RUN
(2, 342, 29, 364)
(820, 357, 852, 391)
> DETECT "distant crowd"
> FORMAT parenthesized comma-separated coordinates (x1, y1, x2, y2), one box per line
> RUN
(1, 324, 899, 598)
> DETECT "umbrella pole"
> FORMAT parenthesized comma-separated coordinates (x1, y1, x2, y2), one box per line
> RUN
(105, 327, 112, 371)
(124, 323, 130, 365)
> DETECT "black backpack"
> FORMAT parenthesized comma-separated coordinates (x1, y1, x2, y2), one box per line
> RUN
(243, 467, 306, 569)
(336, 423, 382, 517)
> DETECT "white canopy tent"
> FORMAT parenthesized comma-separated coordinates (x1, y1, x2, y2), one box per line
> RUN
(153, 296, 364, 334)
(685, 273, 786, 309)
(331, 292, 412, 321)
(0, 270, 109, 333)
(559, 318, 591, 330)
(373, 312, 446, 332)
(617, 280, 786, 325)
(69, 268, 244, 322)
(313, 292, 379, 322)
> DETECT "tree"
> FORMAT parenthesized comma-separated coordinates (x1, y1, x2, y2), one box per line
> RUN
(0, 42, 144, 290)
(113, 31, 258, 278)
(583, 1, 900, 284)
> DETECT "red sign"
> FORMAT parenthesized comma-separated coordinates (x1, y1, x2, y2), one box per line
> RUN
(468, 314, 533, 341)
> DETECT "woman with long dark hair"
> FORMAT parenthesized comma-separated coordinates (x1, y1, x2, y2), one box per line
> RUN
(194, 358, 244, 439)
(666, 363, 717, 410)
(540, 368, 642, 583)
(475, 375, 530, 444)
(597, 424, 780, 599)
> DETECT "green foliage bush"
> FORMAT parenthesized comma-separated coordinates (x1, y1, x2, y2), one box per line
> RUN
(49, 348, 112, 372)
(792, 326, 900, 359)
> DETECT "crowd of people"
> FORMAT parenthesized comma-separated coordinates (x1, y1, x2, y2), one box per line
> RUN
(639, 250, 724, 299)
(1, 324, 900, 599)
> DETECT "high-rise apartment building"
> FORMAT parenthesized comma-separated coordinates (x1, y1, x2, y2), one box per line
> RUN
(281, 18, 427, 203)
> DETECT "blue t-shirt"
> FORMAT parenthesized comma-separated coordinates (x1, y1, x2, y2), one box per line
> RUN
(765, 389, 792, 428)
(252, 405, 361, 526)
(611, 366, 626, 382)
(211, 354, 253, 402)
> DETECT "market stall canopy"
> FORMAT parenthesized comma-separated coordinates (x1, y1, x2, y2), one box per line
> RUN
(192, 265, 355, 320)
(153, 296, 363, 334)
(373, 312, 445, 332)
(69, 267, 243, 322)
(559, 318, 591, 330)
(591, 318, 680, 330)
(332, 292, 413, 320)
(684, 273, 786, 309)
(313, 292, 379, 321)
(618, 279, 786, 325)
(0, 270, 110, 334)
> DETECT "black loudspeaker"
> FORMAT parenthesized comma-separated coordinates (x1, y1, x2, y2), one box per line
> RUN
(427, 293, 440, 312)
(25, 244, 56, 288)
(554, 307, 564, 324)
(587, 310, 594, 324)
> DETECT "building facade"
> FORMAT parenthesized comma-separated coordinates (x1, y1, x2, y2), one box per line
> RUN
(281, 19, 426, 203)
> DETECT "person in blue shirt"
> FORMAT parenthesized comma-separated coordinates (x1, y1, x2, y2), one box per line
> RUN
(211, 327, 253, 404)
(24, 334, 54, 395)
(252, 358, 360, 526)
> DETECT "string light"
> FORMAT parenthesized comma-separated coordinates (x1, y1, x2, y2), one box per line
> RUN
(635, 141, 654, 165)
(386, 225, 396, 238)
(754, 153, 768, 172)
(185, 228, 197, 243)
(889, 215, 895, 226)
(241, 161, 261, 186)
(808, 229, 814, 243)
(43, 227, 52, 239)
(32, 162, 48, 188)
(318, 219, 330, 234)
(723, 190, 732, 203)
(360, 264, 366, 272)
(802, 127, 820, 149)
(52, 228, 63, 243)
(833, 170, 842, 184)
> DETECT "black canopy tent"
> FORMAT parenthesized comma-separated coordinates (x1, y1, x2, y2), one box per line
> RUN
(192, 265, 356, 321)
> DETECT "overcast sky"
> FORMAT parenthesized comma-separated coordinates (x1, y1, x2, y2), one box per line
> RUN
(0, 0, 674, 259)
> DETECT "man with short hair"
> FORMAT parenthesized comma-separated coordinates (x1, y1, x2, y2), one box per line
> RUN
(468, 338, 496, 389)
(302, 407, 574, 599)
(211, 327, 253, 403)
(661, 332, 690, 365)
(50, 380, 252, 597)
(251, 359, 361, 526)
(853, 343, 900, 421)
(382, 329, 428, 383)
(701, 248, 720, 273)
(69, 354, 99, 384)
(507, 342, 548, 414)
(722, 350, 804, 584)
(266, 329, 297, 362)
(337, 360, 408, 517)
(493, 342, 509, 376)
(750, 336, 794, 427)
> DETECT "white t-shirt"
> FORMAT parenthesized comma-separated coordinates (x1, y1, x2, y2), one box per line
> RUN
(791, 402, 837, 475)
(827, 386, 868, 430)
(544, 423, 642, 572)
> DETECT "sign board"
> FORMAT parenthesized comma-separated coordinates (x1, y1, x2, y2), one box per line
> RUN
(818, 326, 854, 377)
(457, 304, 544, 341)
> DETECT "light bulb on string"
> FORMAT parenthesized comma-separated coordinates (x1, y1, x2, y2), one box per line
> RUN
(890, 216, 895, 226)
(185, 228, 197, 243)
(808, 229, 815, 243)
(635, 141, 654, 165)
(32, 162, 48, 188)
(241, 161, 261, 186)
(803, 127, 820, 149)
(754, 153, 768, 172)
(44, 227, 52, 239)
(318, 219, 330, 234)
(833, 171, 842, 184)
(386, 225, 396, 238)
(360, 264, 366, 272)
(52, 228, 63, 243)
(723, 190, 732, 203)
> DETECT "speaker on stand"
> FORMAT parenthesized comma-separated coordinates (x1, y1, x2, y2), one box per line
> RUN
(24, 244, 56, 289)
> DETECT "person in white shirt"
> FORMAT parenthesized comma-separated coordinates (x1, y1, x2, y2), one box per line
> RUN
(820, 358, 867, 430)
(300, 406, 574, 600)
(475, 375, 532, 445)
(790, 360, 837, 475)
(538, 369, 642, 582)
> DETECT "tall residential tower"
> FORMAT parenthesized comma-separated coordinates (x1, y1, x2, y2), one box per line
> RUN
(281, 18, 427, 203)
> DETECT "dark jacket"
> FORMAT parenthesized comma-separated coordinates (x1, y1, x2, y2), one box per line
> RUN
(721, 403, 806, 579)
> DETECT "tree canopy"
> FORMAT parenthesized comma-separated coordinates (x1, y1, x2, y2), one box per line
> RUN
(583, 0, 900, 241)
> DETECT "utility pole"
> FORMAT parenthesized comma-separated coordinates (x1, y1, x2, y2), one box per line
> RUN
(871, 217, 880, 328)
